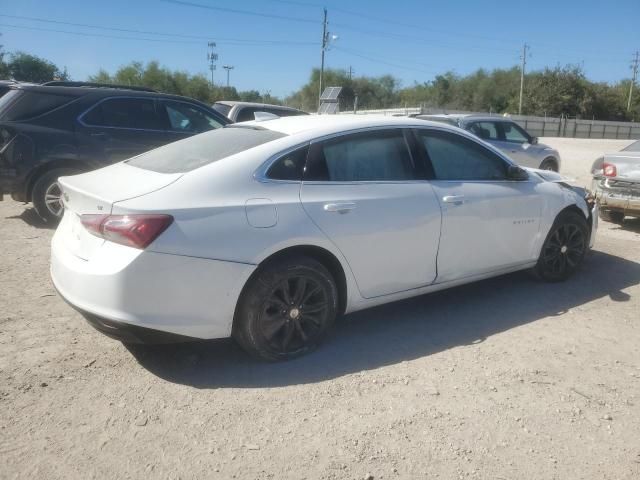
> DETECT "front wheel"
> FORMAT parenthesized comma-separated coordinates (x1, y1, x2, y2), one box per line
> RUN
(32, 168, 78, 223)
(534, 211, 589, 282)
(233, 256, 338, 361)
(539, 158, 558, 172)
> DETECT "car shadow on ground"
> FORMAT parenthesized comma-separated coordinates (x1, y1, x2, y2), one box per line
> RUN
(127, 250, 640, 389)
(5, 208, 54, 229)
(616, 217, 640, 233)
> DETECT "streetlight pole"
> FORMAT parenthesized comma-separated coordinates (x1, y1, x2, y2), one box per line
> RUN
(207, 42, 218, 87)
(223, 65, 234, 87)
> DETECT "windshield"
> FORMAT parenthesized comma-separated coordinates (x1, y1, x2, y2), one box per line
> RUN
(127, 125, 286, 173)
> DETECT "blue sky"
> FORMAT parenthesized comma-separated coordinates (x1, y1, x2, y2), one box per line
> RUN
(1, 0, 638, 97)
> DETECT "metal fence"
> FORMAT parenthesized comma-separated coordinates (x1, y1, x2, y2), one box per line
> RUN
(344, 107, 640, 140)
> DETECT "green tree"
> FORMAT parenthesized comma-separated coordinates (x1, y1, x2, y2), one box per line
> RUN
(7, 51, 68, 83)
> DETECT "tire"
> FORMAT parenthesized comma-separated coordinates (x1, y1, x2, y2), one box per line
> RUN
(32, 168, 78, 223)
(233, 255, 338, 361)
(534, 210, 589, 282)
(539, 158, 558, 172)
(599, 209, 625, 224)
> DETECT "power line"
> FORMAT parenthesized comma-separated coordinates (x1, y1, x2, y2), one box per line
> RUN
(160, 0, 317, 24)
(0, 22, 315, 46)
(0, 14, 316, 45)
(333, 46, 438, 75)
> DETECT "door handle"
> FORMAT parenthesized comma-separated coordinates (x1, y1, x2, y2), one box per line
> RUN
(323, 202, 356, 214)
(442, 195, 465, 205)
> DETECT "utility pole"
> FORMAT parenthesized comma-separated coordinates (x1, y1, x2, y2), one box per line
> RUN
(318, 7, 328, 111)
(223, 65, 234, 87)
(348, 65, 354, 80)
(207, 42, 218, 87)
(628, 51, 639, 112)
(518, 43, 529, 115)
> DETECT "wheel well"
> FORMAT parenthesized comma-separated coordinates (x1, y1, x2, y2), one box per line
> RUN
(243, 245, 348, 316)
(541, 156, 558, 169)
(25, 159, 90, 202)
(557, 204, 592, 231)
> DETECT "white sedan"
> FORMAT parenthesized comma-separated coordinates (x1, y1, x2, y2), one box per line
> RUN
(51, 115, 597, 360)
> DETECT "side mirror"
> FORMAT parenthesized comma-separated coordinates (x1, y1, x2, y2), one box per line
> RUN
(530, 136, 538, 145)
(507, 164, 529, 181)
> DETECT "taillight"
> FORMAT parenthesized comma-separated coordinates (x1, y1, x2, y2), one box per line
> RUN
(81, 214, 173, 249)
(603, 162, 617, 177)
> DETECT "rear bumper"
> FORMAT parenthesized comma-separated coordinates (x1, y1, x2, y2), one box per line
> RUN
(594, 178, 640, 216)
(50, 225, 256, 340)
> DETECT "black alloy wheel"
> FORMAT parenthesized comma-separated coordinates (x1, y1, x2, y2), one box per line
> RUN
(233, 256, 338, 361)
(535, 211, 589, 282)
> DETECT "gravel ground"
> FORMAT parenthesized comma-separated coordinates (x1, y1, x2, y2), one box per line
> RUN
(1, 138, 639, 480)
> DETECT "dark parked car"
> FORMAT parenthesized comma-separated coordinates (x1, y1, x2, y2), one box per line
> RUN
(212, 101, 308, 122)
(0, 82, 229, 221)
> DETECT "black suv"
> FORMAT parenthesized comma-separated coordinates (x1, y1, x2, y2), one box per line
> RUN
(0, 82, 229, 221)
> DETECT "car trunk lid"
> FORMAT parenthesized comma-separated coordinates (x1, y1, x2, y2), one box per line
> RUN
(57, 162, 181, 260)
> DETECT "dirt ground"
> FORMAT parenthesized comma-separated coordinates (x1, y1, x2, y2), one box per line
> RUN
(1, 138, 639, 480)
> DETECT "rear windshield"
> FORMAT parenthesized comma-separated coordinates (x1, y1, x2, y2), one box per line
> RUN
(212, 102, 232, 118)
(126, 125, 287, 173)
(0, 89, 76, 121)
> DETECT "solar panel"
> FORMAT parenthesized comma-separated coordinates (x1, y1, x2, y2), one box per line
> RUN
(320, 86, 342, 101)
(319, 102, 339, 114)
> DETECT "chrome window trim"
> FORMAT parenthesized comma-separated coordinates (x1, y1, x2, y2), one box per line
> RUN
(254, 124, 530, 185)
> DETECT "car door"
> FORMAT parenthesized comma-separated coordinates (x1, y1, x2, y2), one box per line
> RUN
(157, 99, 226, 142)
(77, 97, 170, 162)
(299, 128, 442, 299)
(495, 121, 539, 167)
(414, 128, 542, 283)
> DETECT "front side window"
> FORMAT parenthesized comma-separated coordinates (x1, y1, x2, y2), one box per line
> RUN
(418, 130, 507, 181)
(305, 130, 416, 182)
(82, 97, 163, 130)
(500, 122, 530, 143)
(469, 122, 499, 141)
(162, 101, 224, 133)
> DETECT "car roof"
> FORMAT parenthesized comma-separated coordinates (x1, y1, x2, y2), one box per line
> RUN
(241, 114, 461, 137)
(11, 83, 213, 107)
(419, 113, 515, 123)
(216, 101, 302, 111)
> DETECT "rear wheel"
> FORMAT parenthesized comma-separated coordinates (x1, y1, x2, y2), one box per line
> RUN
(233, 256, 338, 361)
(32, 168, 78, 223)
(599, 208, 625, 224)
(534, 211, 589, 282)
(539, 158, 558, 171)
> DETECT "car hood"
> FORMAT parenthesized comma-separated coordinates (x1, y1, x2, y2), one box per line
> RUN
(524, 167, 572, 183)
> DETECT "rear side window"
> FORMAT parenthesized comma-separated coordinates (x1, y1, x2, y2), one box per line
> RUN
(162, 100, 224, 133)
(305, 130, 416, 182)
(127, 126, 287, 173)
(82, 97, 163, 130)
(212, 102, 232, 118)
(235, 107, 260, 122)
(0, 89, 75, 121)
(418, 130, 507, 181)
(266, 146, 309, 180)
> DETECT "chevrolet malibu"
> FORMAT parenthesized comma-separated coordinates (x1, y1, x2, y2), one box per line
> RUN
(51, 115, 596, 360)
